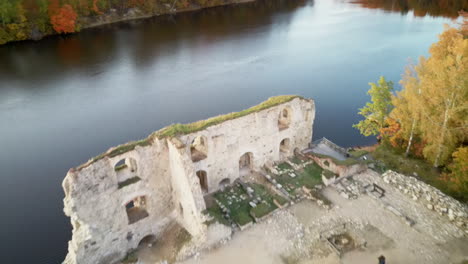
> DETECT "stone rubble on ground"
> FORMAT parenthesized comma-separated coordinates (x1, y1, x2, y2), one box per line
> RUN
(381, 170, 468, 233)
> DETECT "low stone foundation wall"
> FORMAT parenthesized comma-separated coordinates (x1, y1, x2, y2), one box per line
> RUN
(381, 171, 468, 232)
(306, 154, 367, 178)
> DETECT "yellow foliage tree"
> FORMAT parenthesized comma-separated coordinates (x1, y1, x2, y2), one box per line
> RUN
(415, 26, 468, 167)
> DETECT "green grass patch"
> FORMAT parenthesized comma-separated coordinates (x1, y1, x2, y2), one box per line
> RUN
(231, 203, 254, 226)
(273, 163, 323, 195)
(371, 143, 466, 202)
(153, 95, 304, 139)
(251, 203, 272, 218)
(204, 207, 230, 226)
(277, 162, 293, 171)
(117, 176, 141, 189)
(297, 163, 323, 188)
(249, 183, 287, 218)
(214, 185, 254, 226)
(322, 169, 336, 180)
(290, 156, 303, 165)
(210, 182, 287, 225)
(115, 163, 128, 171)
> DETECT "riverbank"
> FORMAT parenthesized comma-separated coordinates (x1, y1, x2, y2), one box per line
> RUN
(0, 0, 255, 45)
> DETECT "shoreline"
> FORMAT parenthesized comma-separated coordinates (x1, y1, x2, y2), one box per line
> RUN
(0, 0, 256, 45)
(80, 0, 256, 31)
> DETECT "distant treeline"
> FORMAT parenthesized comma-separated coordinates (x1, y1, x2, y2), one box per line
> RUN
(351, 0, 468, 18)
(0, 0, 231, 44)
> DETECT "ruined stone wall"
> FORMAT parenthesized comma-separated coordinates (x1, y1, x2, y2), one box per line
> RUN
(382, 171, 468, 231)
(62, 96, 314, 264)
(63, 139, 176, 264)
(180, 97, 314, 194)
(307, 154, 367, 178)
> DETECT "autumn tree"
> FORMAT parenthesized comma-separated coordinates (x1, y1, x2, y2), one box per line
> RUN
(353, 76, 394, 137)
(416, 26, 468, 167)
(391, 64, 423, 156)
(443, 146, 468, 200)
(0, 0, 20, 26)
(51, 4, 77, 33)
(459, 11, 467, 37)
(379, 117, 402, 147)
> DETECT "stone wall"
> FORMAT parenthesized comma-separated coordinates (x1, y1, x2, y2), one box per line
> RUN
(306, 154, 367, 178)
(62, 96, 315, 264)
(381, 171, 468, 232)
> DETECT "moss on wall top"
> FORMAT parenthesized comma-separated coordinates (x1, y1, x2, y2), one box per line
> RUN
(76, 95, 308, 170)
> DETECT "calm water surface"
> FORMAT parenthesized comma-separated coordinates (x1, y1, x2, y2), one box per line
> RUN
(0, 0, 454, 262)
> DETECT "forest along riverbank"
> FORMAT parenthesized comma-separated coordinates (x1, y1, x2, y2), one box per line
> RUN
(0, 0, 256, 45)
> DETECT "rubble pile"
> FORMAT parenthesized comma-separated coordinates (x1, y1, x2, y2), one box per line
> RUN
(382, 170, 468, 232)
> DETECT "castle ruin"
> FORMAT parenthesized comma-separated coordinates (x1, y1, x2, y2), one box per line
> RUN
(62, 96, 314, 264)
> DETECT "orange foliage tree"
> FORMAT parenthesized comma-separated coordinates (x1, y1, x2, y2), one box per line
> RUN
(51, 4, 77, 33)
(92, 0, 103, 15)
(379, 118, 402, 147)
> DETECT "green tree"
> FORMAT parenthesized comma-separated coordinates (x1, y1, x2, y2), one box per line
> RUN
(0, 0, 19, 26)
(353, 76, 394, 137)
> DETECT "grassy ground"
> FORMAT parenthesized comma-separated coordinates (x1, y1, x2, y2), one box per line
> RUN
(274, 162, 323, 195)
(206, 181, 290, 226)
(205, 206, 230, 226)
(249, 183, 288, 218)
(214, 185, 254, 226)
(371, 143, 466, 202)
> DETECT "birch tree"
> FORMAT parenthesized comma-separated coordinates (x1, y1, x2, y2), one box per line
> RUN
(391, 65, 422, 156)
(416, 26, 468, 167)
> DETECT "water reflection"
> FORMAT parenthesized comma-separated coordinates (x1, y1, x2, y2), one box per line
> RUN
(349, 0, 467, 18)
(0, 0, 454, 262)
(0, 0, 307, 82)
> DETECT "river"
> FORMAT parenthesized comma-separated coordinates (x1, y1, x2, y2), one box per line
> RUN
(0, 0, 457, 262)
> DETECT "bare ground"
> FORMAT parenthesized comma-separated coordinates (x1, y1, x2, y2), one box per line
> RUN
(175, 170, 467, 264)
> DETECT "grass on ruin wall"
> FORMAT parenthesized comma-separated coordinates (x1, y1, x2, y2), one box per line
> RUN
(79, 95, 304, 169)
(152, 95, 303, 138)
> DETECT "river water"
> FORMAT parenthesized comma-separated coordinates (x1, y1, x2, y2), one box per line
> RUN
(0, 0, 455, 263)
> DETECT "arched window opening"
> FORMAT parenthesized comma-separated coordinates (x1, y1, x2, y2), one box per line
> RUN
(138, 235, 156, 247)
(190, 136, 208, 162)
(219, 178, 231, 190)
(279, 138, 291, 160)
(196, 170, 208, 194)
(239, 152, 253, 177)
(126, 196, 149, 225)
(278, 107, 292, 131)
(114, 158, 137, 172)
(114, 157, 139, 189)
